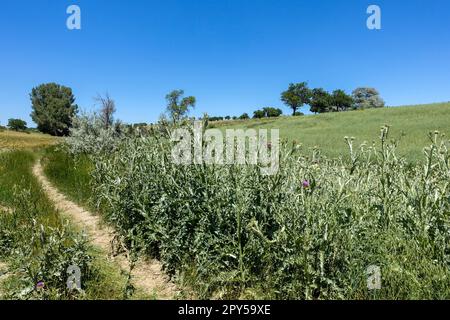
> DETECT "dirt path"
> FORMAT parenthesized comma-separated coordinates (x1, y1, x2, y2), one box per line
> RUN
(32, 160, 178, 300)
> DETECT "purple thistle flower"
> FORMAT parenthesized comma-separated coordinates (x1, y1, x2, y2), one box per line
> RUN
(302, 180, 310, 188)
(36, 281, 45, 290)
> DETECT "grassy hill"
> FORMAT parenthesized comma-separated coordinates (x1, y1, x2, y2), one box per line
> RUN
(214, 102, 450, 161)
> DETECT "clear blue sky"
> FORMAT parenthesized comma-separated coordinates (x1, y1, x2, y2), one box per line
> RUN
(1, 0, 450, 126)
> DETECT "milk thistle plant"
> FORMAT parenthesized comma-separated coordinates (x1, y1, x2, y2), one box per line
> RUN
(63, 120, 450, 299)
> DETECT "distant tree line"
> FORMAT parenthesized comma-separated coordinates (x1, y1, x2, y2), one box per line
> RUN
(7, 118, 28, 131)
(208, 116, 233, 122)
(206, 108, 282, 121)
(253, 107, 283, 119)
(281, 82, 385, 115)
(205, 113, 250, 122)
(8, 82, 385, 136)
(205, 83, 384, 122)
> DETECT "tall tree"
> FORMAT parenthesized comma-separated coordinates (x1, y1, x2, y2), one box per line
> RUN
(95, 93, 116, 129)
(30, 83, 78, 136)
(310, 88, 332, 114)
(166, 89, 196, 123)
(281, 82, 312, 116)
(331, 90, 354, 112)
(352, 87, 385, 110)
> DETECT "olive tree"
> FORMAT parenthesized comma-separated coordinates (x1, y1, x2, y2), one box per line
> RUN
(281, 82, 312, 116)
(352, 87, 385, 109)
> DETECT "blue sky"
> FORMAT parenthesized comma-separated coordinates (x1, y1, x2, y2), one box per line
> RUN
(1, 0, 450, 126)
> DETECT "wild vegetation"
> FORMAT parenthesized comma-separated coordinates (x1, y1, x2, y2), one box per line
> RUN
(2, 79, 449, 300)
(0, 151, 128, 299)
(39, 104, 450, 299)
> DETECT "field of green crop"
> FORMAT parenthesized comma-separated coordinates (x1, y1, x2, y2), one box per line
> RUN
(213, 102, 450, 161)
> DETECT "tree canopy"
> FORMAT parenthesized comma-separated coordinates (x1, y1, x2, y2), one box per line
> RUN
(352, 87, 385, 109)
(166, 89, 196, 123)
(7, 118, 27, 131)
(30, 83, 78, 136)
(239, 113, 250, 120)
(253, 110, 265, 119)
(263, 107, 283, 118)
(281, 82, 312, 116)
(331, 89, 354, 112)
(310, 88, 332, 114)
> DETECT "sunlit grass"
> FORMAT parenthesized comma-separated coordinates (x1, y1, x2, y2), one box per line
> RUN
(214, 102, 450, 161)
(0, 131, 58, 151)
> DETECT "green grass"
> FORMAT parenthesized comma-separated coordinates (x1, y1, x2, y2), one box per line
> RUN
(0, 151, 128, 300)
(213, 102, 450, 161)
(0, 151, 58, 223)
(42, 147, 94, 210)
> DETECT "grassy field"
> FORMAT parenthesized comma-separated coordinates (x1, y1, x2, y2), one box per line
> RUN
(0, 131, 57, 150)
(213, 102, 450, 160)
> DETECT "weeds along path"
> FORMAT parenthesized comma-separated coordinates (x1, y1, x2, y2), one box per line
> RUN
(32, 159, 178, 299)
